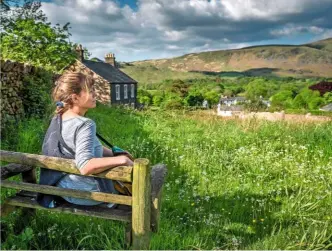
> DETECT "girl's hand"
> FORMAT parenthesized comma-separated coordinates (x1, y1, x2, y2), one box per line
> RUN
(123, 151, 134, 161)
(119, 155, 134, 166)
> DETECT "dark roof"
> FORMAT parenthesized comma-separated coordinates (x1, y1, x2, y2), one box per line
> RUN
(219, 96, 246, 102)
(82, 60, 137, 84)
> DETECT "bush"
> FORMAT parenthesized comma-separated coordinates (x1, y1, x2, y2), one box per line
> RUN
(22, 69, 54, 119)
(203, 90, 220, 105)
(137, 89, 152, 106)
(270, 90, 294, 110)
(183, 91, 204, 106)
(163, 99, 183, 109)
(152, 94, 164, 106)
(292, 89, 323, 109)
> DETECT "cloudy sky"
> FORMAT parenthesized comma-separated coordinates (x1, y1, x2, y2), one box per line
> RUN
(40, 0, 332, 62)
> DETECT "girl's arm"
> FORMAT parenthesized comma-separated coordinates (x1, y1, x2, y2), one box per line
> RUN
(75, 120, 133, 175)
(80, 155, 133, 176)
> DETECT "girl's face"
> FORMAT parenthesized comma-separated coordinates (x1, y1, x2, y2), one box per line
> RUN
(74, 86, 96, 109)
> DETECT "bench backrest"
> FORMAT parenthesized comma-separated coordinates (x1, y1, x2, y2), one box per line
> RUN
(0, 150, 154, 249)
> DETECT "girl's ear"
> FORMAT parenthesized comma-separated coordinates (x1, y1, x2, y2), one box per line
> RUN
(71, 93, 79, 104)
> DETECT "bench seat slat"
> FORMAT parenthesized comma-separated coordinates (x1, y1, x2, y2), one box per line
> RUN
(0, 150, 132, 182)
(1, 180, 132, 206)
(5, 195, 132, 222)
(0, 164, 32, 180)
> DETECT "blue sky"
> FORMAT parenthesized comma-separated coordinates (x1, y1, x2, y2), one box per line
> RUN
(40, 0, 332, 62)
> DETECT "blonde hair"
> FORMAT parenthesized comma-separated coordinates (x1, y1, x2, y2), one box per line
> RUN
(52, 72, 95, 115)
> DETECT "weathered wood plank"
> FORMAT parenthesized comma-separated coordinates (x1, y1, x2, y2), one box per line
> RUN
(0, 150, 132, 182)
(1, 180, 132, 206)
(5, 196, 132, 222)
(132, 158, 151, 250)
(0, 163, 32, 180)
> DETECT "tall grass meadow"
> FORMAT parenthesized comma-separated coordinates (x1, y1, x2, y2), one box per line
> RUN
(1, 103, 331, 249)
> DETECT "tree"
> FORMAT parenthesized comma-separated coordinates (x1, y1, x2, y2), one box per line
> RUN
(308, 97, 324, 110)
(169, 80, 189, 98)
(270, 90, 294, 109)
(137, 89, 152, 106)
(1, 1, 77, 72)
(245, 79, 269, 100)
(292, 89, 323, 109)
(203, 90, 219, 105)
(183, 89, 204, 106)
(223, 89, 234, 97)
(323, 92, 332, 104)
(1, 0, 47, 29)
(152, 93, 164, 106)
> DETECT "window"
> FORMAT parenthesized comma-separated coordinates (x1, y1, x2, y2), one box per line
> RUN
(115, 85, 120, 100)
(124, 84, 128, 99)
(131, 84, 135, 98)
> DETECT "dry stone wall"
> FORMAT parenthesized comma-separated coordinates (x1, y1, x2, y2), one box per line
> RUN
(1, 60, 34, 126)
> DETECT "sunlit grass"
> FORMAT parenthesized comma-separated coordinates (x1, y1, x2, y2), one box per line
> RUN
(1, 103, 331, 249)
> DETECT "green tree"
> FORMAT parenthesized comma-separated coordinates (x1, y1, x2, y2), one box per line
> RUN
(183, 89, 204, 106)
(323, 92, 332, 104)
(292, 89, 323, 109)
(1, 1, 76, 72)
(245, 79, 269, 100)
(223, 89, 234, 97)
(203, 90, 220, 105)
(152, 94, 164, 106)
(169, 79, 189, 98)
(308, 97, 325, 110)
(270, 90, 294, 109)
(137, 89, 152, 106)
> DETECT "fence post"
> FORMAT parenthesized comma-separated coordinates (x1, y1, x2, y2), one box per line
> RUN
(132, 158, 151, 250)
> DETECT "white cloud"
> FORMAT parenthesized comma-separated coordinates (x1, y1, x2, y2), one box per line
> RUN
(163, 30, 187, 41)
(271, 25, 325, 36)
(40, 0, 332, 61)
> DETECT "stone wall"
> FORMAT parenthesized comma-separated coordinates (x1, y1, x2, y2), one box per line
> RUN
(1, 60, 35, 126)
(64, 60, 111, 104)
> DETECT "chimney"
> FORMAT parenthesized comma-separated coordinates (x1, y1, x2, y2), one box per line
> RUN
(105, 53, 116, 67)
(75, 44, 84, 61)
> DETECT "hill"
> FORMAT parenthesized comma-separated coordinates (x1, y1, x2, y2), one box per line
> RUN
(120, 38, 332, 83)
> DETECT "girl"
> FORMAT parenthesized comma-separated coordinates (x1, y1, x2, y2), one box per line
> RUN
(51, 72, 133, 207)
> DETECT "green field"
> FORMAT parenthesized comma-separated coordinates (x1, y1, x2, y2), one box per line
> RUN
(1, 104, 332, 249)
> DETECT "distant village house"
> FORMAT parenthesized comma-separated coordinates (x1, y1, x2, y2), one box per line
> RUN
(63, 44, 138, 108)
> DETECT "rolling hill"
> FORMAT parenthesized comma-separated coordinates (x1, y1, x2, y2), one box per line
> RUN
(120, 38, 332, 83)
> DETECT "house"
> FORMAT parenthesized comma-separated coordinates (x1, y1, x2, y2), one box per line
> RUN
(219, 96, 271, 108)
(217, 104, 244, 117)
(219, 96, 246, 106)
(320, 103, 332, 112)
(63, 44, 138, 108)
(261, 99, 271, 107)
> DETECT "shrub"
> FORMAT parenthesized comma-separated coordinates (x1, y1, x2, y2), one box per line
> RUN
(22, 69, 54, 119)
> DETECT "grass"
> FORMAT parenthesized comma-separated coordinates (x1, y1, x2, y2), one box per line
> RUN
(121, 64, 212, 85)
(1, 103, 332, 249)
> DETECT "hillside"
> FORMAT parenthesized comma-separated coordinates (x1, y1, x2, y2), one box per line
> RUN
(120, 38, 332, 83)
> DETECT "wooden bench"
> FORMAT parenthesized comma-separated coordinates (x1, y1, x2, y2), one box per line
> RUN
(0, 150, 167, 249)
